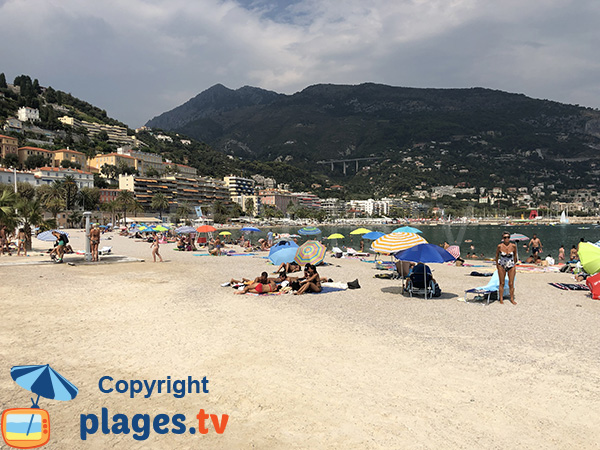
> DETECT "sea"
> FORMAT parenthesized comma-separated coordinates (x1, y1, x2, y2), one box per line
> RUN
(240, 223, 600, 259)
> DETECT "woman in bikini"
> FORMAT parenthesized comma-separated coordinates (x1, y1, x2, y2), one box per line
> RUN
(294, 264, 323, 295)
(17, 228, 27, 256)
(151, 232, 163, 262)
(235, 272, 277, 294)
(495, 232, 518, 305)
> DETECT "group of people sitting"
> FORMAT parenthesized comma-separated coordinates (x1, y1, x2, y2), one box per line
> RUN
(176, 235, 196, 252)
(230, 263, 330, 295)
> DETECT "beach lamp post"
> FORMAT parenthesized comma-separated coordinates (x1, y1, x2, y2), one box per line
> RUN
(83, 211, 92, 262)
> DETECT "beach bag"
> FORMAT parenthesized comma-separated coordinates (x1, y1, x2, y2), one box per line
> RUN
(60, 233, 69, 244)
(347, 279, 361, 289)
(586, 273, 600, 300)
(432, 282, 442, 297)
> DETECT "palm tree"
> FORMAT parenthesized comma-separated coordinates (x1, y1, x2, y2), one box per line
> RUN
(62, 175, 79, 210)
(0, 189, 17, 230)
(116, 190, 135, 225)
(151, 193, 169, 221)
(38, 182, 65, 223)
(68, 210, 83, 228)
(245, 198, 255, 216)
(101, 200, 119, 227)
(77, 187, 100, 211)
(15, 198, 44, 250)
(176, 201, 192, 221)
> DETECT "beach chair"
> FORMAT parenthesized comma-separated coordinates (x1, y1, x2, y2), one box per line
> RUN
(98, 246, 112, 256)
(464, 270, 510, 305)
(405, 263, 437, 298)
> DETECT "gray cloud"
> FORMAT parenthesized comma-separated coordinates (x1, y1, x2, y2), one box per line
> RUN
(1, 0, 599, 127)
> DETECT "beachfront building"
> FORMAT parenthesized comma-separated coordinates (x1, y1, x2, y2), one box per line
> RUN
(231, 194, 261, 216)
(259, 189, 297, 215)
(251, 174, 277, 189)
(0, 134, 18, 159)
(34, 167, 94, 189)
(0, 167, 39, 187)
(99, 188, 121, 204)
(17, 146, 54, 165)
(224, 176, 256, 197)
(346, 199, 390, 217)
(320, 198, 345, 218)
(53, 148, 86, 168)
(119, 174, 230, 213)
(294, 192, 322, 210)
(17, 107, 39, 122)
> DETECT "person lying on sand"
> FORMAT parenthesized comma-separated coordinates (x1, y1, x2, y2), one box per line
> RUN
(235, 272, 278, 294)
(277, 261, 301, 274)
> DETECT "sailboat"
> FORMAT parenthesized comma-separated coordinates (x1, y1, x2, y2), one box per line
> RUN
(560, 208, 569, 224)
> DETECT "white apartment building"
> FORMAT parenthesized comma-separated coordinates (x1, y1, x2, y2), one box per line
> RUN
(320, 198, 345, 217)
(224, 176, 256, 197)
(0, 168, 39, 187)
(17, 107, 39, 122)
(34, 167, 94, 189)
(346, 199, 390, 216)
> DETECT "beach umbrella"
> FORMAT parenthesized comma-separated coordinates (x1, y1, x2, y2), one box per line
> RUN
(36, 230, 68, 242)
(395, 243, 456, 264)
(175, 225, 196, 234)
(270, 240, 299, 251)
(362, 231, 385, 240)
(509, 233, 529, 242)
(154, 225, 169, 232)
(295, 240, 327, 266)
(269, 246, 298, 266)
(446, 245, 460, 259)
(578, 242, 600, 275)
(298, 226, 321, 236)
(326, 233, 345, 239)
(392, 226, 423, 234)
(371, 232, 428, 254)
(219, 231, 232, 236)
(196, 225, 217, 233)
(240, 226, 260, 232)
(10, 364, 78, 435)
(395, 243, 455, 299)
(350, 228, 372, 235)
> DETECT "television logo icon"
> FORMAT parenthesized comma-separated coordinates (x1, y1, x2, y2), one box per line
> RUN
(1, 409, 50, 449)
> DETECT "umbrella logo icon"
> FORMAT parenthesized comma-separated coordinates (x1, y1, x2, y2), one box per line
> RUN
(1, 364, 78, 449)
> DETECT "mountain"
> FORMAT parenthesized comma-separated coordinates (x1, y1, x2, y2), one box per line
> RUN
(145, 83, 600, 196)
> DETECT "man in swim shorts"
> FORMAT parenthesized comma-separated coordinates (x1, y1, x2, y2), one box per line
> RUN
(528, 234, 543, 257)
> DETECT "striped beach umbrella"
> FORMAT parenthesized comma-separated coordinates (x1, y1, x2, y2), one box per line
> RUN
(298, 226, 321, 236)
(446, 245, 460, 259)
(294, 240, 327, 265)
(371, 232, 428, 254)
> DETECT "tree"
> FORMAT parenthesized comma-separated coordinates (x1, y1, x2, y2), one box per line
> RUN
(0, 72, 7, 89)
(38, 182, 66, 222)
(0, 189, 17, 229)
(68, 210, 83, 228)
(176, 202, 192, 222)
(77, 187, 100, 211)
(2, 153, 20, 168)
(61, 175, 79, 210)
(151, 193, 169, 221)
(101, 200, 119, 228)
(146, 167, 161, 178)
(100, 164, 118, 181)
(116, 190, 135, 224)
(24, 154, 51, 170)
(96, 131, 109, 142)
(212, 200, 229, 224)
(16, 182, 36, 201)
(244, 197, 255, 216)
(15, 198, 45, 250)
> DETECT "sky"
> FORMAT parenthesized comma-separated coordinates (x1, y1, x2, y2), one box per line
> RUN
(1, 0, 599, 128)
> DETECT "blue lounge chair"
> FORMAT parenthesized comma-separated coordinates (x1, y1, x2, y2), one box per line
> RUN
(405, 263, 437, 298)
(465, 270, 510, 305)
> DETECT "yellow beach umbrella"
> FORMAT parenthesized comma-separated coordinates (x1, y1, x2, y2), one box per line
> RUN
(219, 231, 232, 236)
(326, 233, 345, 239)
(371, 232, 428, 255)
(350, 228, 372, 235)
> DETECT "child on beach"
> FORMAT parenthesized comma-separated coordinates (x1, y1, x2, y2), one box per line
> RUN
(151, 233, 163, 262)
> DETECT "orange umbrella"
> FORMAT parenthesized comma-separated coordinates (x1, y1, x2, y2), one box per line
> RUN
(196, 225, 217, 233)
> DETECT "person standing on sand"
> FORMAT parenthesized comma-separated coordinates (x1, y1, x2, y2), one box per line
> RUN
(17, 228, 27, 256)
(89, 225, 101, 262)
(151, 232, 163, 262)
(495, 232, 518, 305)
(558, 245, 565, 262)
(527, 234, 543, 258)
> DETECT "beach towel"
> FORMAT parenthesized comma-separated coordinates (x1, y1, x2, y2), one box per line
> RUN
(464, 270, 510, 305)
(549, 283, 589, 291)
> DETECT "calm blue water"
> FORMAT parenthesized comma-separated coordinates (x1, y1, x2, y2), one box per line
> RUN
(236, 224, 600, 259)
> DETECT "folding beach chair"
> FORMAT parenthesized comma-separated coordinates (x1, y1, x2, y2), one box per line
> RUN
(405, 263, 437, 298)
(464, 270, 510, 305)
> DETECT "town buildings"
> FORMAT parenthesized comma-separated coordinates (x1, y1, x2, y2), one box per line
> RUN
(0, 134, 18, 159)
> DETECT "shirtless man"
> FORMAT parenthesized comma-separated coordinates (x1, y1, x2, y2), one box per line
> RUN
(89, 225, 101, 262)
(0, 226, 6, 256)
(527, 234, 543, 258)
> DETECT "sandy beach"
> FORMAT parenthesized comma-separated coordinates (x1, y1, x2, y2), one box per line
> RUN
(1, 229, 600, 449)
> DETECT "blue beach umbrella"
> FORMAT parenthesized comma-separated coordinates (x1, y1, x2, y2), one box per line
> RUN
(298, 226, 321, 236)
(175, 225, 196, 234)
(394, 243, 456, 264)
(10, 364, 79, 436)
(392, 226, 423, 234)
(36, 230, 68, 242)
(240, 226, 260, 232)
(269, 246, 298, 266)
(269, 240, 299, 253)
(362, 231, 385, 240)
